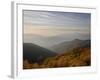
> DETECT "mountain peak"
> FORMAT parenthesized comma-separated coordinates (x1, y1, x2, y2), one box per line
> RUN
(74, 39, 81, 41)
(72, 39, 81, 42)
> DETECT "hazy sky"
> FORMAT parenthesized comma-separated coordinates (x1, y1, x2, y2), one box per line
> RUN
(23, 10, 90, 37)
(23, 10, 91, 45)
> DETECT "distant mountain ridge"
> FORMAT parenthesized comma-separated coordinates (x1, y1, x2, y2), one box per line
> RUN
(49, 39, 90, 53)
(24, 33, 90, 48)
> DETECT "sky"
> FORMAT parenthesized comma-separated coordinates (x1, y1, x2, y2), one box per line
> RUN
(23, 10, 90, 37)
(23, 10, 91, 46)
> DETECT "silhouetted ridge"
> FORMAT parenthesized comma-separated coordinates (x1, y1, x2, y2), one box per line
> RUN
(49, 39, 90, 53)
(23, 43, 57, 64)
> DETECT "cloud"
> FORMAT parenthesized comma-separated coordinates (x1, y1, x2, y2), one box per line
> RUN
(23, 10, 91, 29)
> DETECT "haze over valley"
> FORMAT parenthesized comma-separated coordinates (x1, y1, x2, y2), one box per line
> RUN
(23, 10, 91, 69)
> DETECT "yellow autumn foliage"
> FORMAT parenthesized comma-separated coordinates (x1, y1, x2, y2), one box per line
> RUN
(23, 48, 91, 69)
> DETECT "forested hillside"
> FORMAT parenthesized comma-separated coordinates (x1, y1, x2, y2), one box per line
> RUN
(23, 47, 90, 69)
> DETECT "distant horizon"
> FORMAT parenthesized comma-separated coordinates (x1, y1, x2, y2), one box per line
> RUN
(23, 10, 91, 69)
(23, 10, 90, 48)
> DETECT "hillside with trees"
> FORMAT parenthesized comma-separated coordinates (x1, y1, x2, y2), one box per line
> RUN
(23, 47, 90, 69)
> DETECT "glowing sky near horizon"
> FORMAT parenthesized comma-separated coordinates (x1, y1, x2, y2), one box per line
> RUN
(23, 10, 90, 37)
